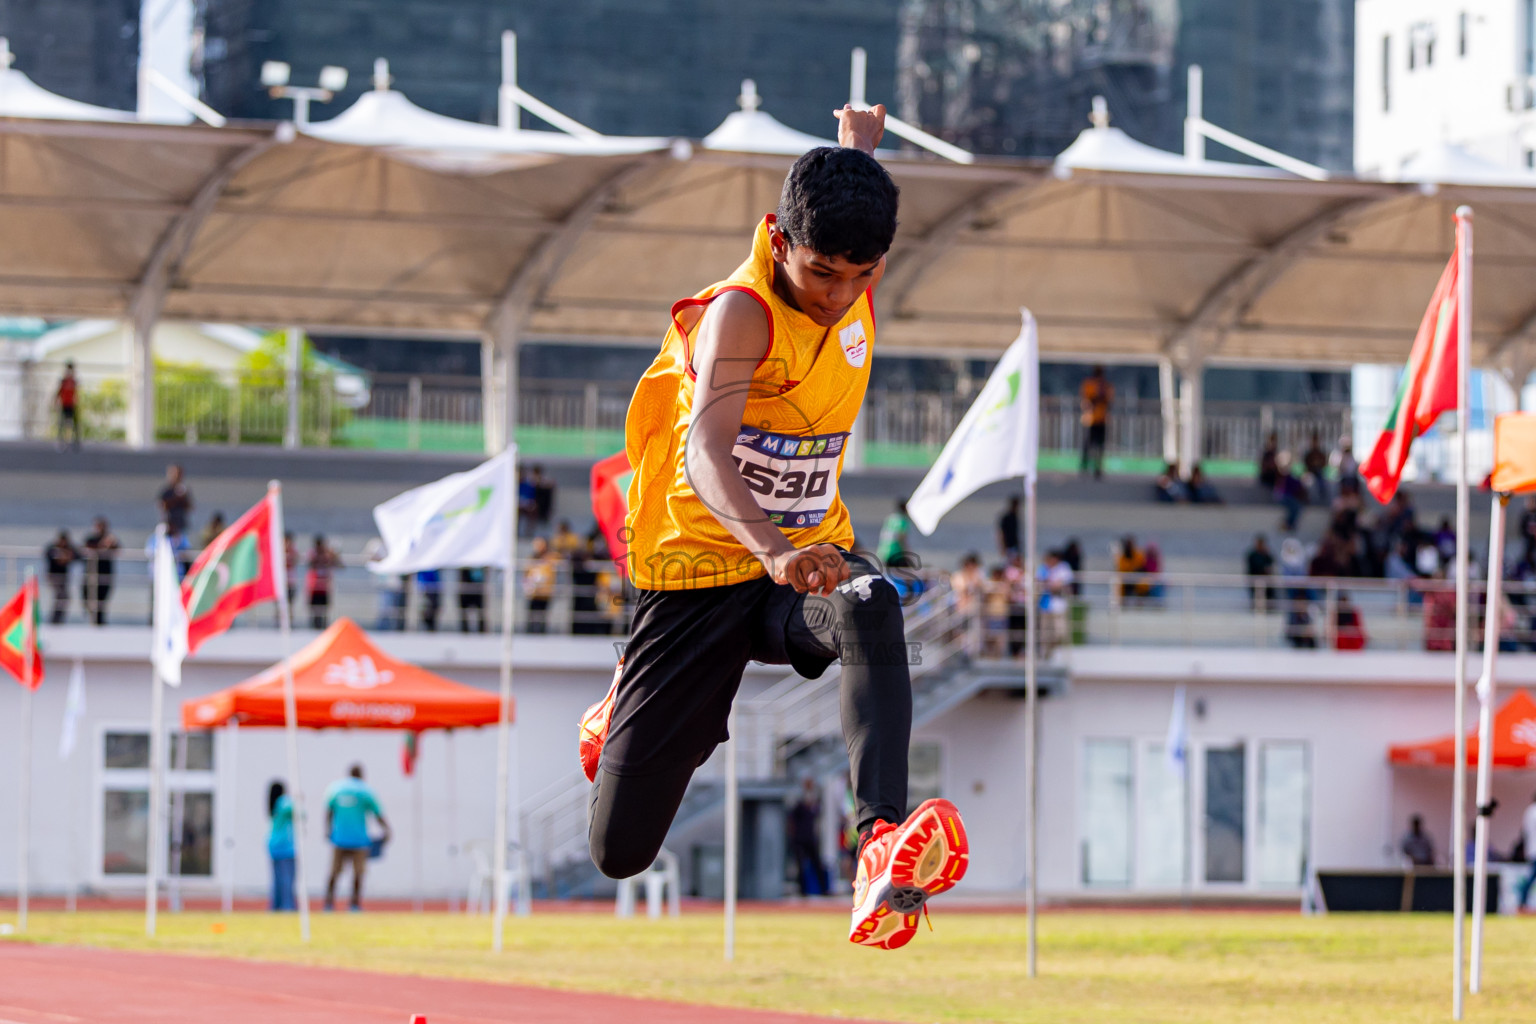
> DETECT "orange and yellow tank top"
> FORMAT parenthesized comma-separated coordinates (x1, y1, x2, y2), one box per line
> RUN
(623, 215, 875, 591)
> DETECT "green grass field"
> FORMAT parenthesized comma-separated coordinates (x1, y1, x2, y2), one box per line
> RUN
(7, 909, 1536, 1022)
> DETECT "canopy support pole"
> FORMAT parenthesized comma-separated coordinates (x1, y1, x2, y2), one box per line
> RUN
(1178, 361, 1204, 477)
(1471, 492, 1507, 994)
(1451, 206, 1474, 1021)
(270, 482, 312, 942)
(412, 744, 423, 913)
(17, 584, 34, 934)
(446, 730, 459, 914)
(1159, 358, 1179, 466)
(492, 353, 522, 948)
(222, 719, 238, 915)
(283, 326, 302, 450)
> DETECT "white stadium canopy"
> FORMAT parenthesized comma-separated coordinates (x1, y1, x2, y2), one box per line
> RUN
(3, 40, 1536, 450)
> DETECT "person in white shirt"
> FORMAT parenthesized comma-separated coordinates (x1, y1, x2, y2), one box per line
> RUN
(1517, 794, 1536, 911)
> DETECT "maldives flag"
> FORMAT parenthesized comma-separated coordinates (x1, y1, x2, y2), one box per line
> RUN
(0, 577, 42, 689)
(182, 493, 280, 654)
(590, 450, 633, 577)
(1361, 249, 1461, 504)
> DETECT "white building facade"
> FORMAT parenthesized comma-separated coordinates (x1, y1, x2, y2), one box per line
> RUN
(1356, 0, 1536, 176)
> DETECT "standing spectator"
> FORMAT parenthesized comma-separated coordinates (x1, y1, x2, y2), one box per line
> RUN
(44, 530, 78, 624)
(54, 361, 81, 451)
(1400, 814, 1436, 867)
(788, 778, 827, 896)
(1283, 593, 1317, 648)
(1420, 568, 1457, 651)
(282, 532, 299, 622)
(1516, 793, 1536, 910)
(267, 781, 295, 912)
(324, 764, 390, 913)
(1257, 432, 1280, 488)
(81, 517, 118, 626)
(1274, 453, 1308, 531)
(570, 549, 609, 635)
(532, 465, 556, 530)
(517, 466, 537, 538)
(1005, 556, 1031, 657)
(1142, 543, 1164, 602)
(305, 535, 340, 630)
(363, 539, 405, 631)
(157, 464, 193, 537)
(1302, 432, 1330, 504)
(552, 520, 583, 557)
(997, 497, 1020, 560)
(1079, 365, 1113, 479)
(457, 567, 487, 633)
(198, 511, 226, 551)
(1433, 516, 1457, 566)
(1332, 436, 1360, 496)
(524, 537, 556, 634)
(950, 554, 984, 618)
(1245, 534, 1275, 610)
(982, 567, 1010, 658)
(1040, 549, 1074, 651)
(415, 569, 442, 631)
(877, 499, 911, 568)
(1061, 539, 1084, 595)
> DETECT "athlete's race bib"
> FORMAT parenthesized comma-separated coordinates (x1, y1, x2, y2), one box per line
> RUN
(731, 427, 848, 529)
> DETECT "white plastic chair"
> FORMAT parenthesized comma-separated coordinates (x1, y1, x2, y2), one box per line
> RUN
(464, 839, 531, 915)
(615, 847, 681, 919)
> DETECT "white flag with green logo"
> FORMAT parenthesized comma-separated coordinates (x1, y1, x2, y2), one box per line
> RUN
(908, 309, 1038, 535)
(369, 448, 516, 574)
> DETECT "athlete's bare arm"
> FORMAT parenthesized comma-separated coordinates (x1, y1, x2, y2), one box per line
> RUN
(686, 291, 851, 596)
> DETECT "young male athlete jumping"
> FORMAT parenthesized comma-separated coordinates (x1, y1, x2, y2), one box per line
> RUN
(580, 103, 968, 949)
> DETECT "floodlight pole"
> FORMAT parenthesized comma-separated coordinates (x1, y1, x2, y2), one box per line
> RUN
(847, 47, 974, 164)
(1183, 64, 1328, 180)
(1470, 491, 1507, 994)
(1023, 474, 1039, 979)
(499, 31, 521, 131)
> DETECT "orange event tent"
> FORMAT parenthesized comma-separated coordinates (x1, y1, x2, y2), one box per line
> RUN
(182, 618, 509, 731)
(1388, 690, 1536, 770)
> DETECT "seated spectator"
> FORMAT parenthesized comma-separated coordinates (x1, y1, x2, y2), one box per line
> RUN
(982, 567, 1010, 658)
(1384, 537, 1417, 582)
(1284, 594, 1317, 648)
(523, 537, 556, 635)
(1061, 539, 1084, 595)
(1153, 463, 1187, 503)
(1419, 569, 1456, 651)
(1433, 516, 1457, 566)
(1115, 535, 1149, 602)
(1334, 593, 1367, 650)
(1005, 556, 1030, 657)
(199, 511, 226, 550)
(1245, 534, 1276, 610)
(1302, 432, 1330, 504)
(1040, 549, 1075, 651)
(1143, 543, 1164, 602)
(1400, 815, 1436, 867)
(950, 553, 984, 618)
(1332, 436, 1360, 495)
(1258, 432, 1280, 489)
(552, 520, 583, 557)
(1186, 464, 1222, 504)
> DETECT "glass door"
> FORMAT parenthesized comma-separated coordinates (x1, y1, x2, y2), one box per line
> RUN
(1202, 742, 1246, 884)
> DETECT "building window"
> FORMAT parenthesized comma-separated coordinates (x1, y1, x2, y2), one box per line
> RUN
(1528, 0, 1536, 76)
(1409, 22, 1437, 70)
(1255, 741, 1311, 887)
(1082, 739, 1133, 886)
(1382, 35, 1391, 111)
(1459, 11, 1468, 57)
(907, 741, 943, 806)
(1203, 742, 1246, 883)
(99, 729, 216, 879)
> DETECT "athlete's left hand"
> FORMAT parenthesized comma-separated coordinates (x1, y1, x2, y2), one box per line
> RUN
(835, 103, 885, 154)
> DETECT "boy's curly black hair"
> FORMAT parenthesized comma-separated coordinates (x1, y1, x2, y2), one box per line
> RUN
(775, 147, 899, 266)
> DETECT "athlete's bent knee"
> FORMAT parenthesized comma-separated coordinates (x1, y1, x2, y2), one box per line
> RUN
(589, 831, 661, 880)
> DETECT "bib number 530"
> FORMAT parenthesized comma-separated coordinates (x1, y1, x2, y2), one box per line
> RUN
(734, 456, 830, 501)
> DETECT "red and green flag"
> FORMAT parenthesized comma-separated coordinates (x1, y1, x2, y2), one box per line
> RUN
(590, 449, 633, 578)
(182, 493, 280, 654)
(0, 577, 43, 689)
(1361, 247, 1462, 504)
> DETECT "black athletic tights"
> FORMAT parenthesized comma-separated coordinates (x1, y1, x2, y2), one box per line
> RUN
(588, 553, 912, 880)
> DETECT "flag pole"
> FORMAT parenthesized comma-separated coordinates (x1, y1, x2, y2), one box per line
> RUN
(492, 443, 520, 951)
(724, 704, 738, 963)
(1470, 491, 1506, 994)
(146, 533, 165, 938)
(269, 481, 311, 942)
(1451, 205, 1473, 1021)
(1023, 473, 1038, 978)
(17, 568, 35, 934)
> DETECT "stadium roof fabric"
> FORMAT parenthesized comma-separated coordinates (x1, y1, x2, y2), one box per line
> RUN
(5, 111, 1536, 369)
(1388, 690, 1536, 769)
(180, 618, 507, 730)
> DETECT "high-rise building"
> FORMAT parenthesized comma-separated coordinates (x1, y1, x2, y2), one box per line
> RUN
(197, 0, 899, 139)
(0, 0, 140, 111)
(1355, 0, 1536, 176)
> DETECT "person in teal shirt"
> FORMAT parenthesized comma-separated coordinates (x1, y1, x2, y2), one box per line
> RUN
(324, 764, 391, 911)
(267, 781, 295, 911)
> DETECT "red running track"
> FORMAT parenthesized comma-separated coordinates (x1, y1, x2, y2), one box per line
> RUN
(0, 943, 887, 1024)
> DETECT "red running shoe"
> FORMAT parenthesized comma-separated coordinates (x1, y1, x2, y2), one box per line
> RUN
(578, 661, 622, 782)
(848, 798, 969, 950)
